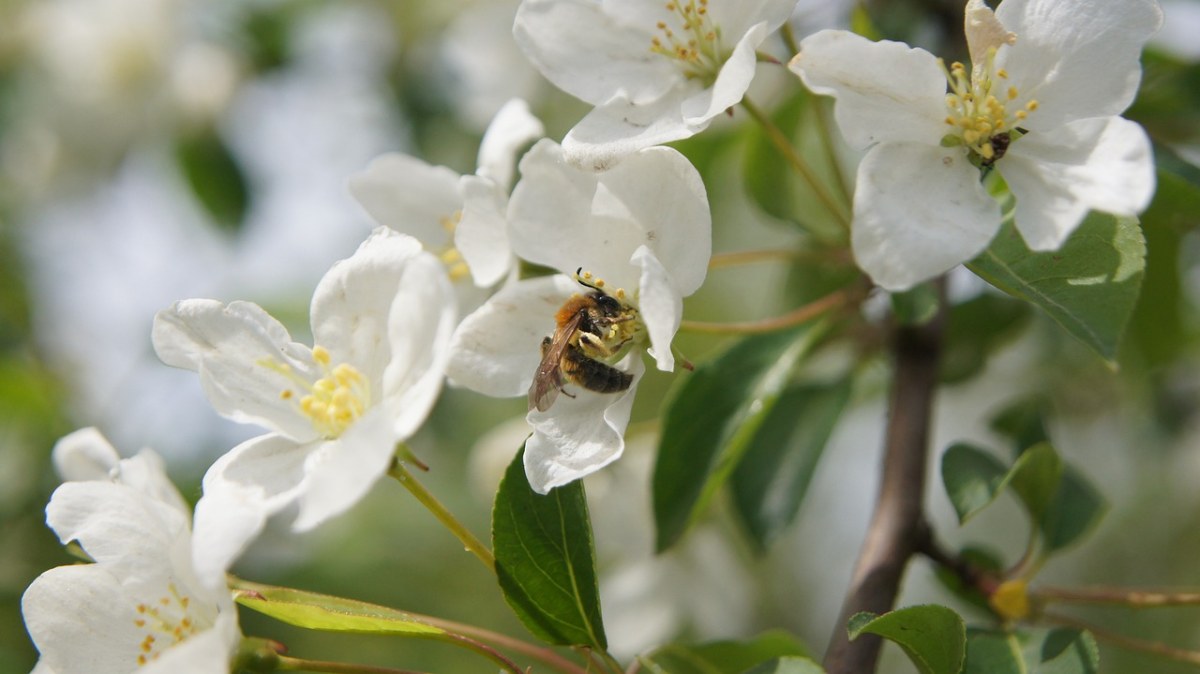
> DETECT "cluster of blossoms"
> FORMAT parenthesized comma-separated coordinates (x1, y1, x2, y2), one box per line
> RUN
(21, 0, 1162, 670)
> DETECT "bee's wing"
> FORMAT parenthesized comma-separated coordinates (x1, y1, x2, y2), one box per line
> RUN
(528, 313, 584, 412)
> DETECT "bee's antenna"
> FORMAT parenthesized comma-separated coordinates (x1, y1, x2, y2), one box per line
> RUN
(575, 268, 605, 293)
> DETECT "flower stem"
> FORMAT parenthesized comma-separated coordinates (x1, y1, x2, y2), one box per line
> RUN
(387, 460, 495, 571)
(276, 655, 429, 674)
(1036, 586, 1200, 608)
(740, 97, 852, 231)
(679, 287, 856, 335)
(1041, 611, 1200, 666)
(708, 248, 850, 270)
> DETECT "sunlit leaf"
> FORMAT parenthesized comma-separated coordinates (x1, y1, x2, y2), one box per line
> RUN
(233, 581, 445, 636)
(493, 446, 606, 649)
(847, 605, 965, 674)
(968, 212, 1145, 363)
(654, 323, 826, 551)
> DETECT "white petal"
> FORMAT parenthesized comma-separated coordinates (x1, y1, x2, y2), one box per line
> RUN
(790, 30, 948, 149)
(46, 481, 186, 579)
(447, 275, 579, 397)
(511, 140, 711, 295)
(476, 98, 544, 191)
(310, 227, 425, 393)
(152, 299, 318, 441)
(457, 175, 513, 287)
(996, 0, 1163, 129)
(292, 408, 396, 532)
(705, 0, 798, 36)
(381, 252, 455, 439)
(524, 355, 645, 493)
(23, 565, 147, 674)
(141, 611, 238, 674)
(680, 22, 768, 125)
(852, 143, 1001, 291)
(514, 0, 678, 107)
(1001, 116, 1155, 251)
(192, 433, 311, 587)
(52, 427, 118, 482)
(115, 450, 191, 516)
(347, 154, 463, 247)
(964, 0, 1014, 69)
(631, 246, 681, 372)
(563, 93, 702, 172)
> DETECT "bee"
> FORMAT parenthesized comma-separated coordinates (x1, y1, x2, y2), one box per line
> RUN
(528, 271, 638, 412)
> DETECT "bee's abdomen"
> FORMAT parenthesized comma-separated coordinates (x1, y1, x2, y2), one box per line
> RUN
(563, 346, 633, 394)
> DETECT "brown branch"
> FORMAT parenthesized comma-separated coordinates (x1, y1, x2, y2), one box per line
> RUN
(823, 297, 946, 674)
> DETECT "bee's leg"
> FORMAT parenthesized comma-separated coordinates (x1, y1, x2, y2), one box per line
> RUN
(561, 387, 577, 399)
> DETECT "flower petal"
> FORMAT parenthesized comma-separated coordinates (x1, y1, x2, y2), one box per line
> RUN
(562, 93, 701, 172)
(113, 450, 191, 516)
(1002, 116, 1155, 251)
(152, 299, 318, 441)
(141, 609, 239, 674)
(447, 275, 579, 397)
(192, 433, 312, 587)
(790, 30, 948, 149)
(995, 0, 1163, 129)
(514, 0, 677, 107)
(680, 22, 768, 125)
(475, 98, 544, 191)
(705, 0, 797, 36)
(511, 140, 711, 295)
(457, 174, 513, 287)
(524, 355, 645, 493)
(291, 407, 396, 532)
(23, 565, 148, 674)
(51, 427, 118, 482)
(631, 246, 681, 372)
(852, 142, 1001, 291)
(347, 154, 462, 247)
(310, 227, 425, 393)
(382, 251, 455, 439)
(46, 481, 187, 579)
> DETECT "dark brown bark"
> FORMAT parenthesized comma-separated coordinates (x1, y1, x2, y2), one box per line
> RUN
(822, 308, 945, 674)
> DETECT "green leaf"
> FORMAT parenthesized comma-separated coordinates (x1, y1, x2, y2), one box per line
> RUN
(891, 283, 940, 326)
(654, 323, 826, 551)
(174, 129, 250, 232)
(932, 547, 1005, 616)
(941, 443, 1010, 524)
(731, 379, 852, 550)
(847, 605, 966, 674)
(967, 212, 1146, 363)
(1038, 629, 1098, 674)
(989, 396, 1052, 457)
(646, 630, 811, 674)
(232, 581, 445, 636)
(965, 629, 1026, 674)
(742, 656, 827, 674)
(940, 293, 1031, 384)
(492, 446, 606, 649)
(1041, 469, 1106, 554)
(1007, 442, 1063, 523)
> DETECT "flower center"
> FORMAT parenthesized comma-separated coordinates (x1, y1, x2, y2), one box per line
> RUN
(266, 346, 371, 439)
(436, 210, 471, 282)
(649, 0, 725, 83)
(132, 584, 204, 667)
(575, 270, 640, 355)
(940, 47, 1038, 165)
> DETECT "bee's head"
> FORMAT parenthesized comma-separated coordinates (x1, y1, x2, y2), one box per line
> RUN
(590, 291, 623, 316)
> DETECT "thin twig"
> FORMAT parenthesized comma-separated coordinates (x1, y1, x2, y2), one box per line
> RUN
(822, 286, 946, 674)
(388, 461, 495, 571)
(1041, 611, 1200, 666)
(679, 287, 855, 335)
(708, 248, 851, 270)
(277, 655, 430, 674)
(1037, 586, 1200, 608)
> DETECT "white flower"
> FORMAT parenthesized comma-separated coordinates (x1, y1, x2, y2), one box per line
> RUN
(514, 0, 798, 169)
(789, 0, 1161, 291)
(23, 432, 239, 674)
(447, 140, 711, 492)
(349, 99, 544, 298)
(152, 227, 455, 587)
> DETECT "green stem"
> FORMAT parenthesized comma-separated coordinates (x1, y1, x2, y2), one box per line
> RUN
(276, 655, 429, 674)
(813, 98, 853, 206)
(679, 287, 856, 335)
(388, 460, 495, 571)
(708, 248, 851, 270)
(781, 22, 801, 56)
(741, 97, 851, 231)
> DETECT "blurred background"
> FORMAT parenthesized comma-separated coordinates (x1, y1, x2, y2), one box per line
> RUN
(2, 0, 1200, 672)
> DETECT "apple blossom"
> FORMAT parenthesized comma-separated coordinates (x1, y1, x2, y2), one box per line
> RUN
(447, 139, 710, 492)
(23, 431, 239, 674)
(789, 0, 1161, 291)
(349, 98, 544, 297)
(152, 227, 455, 587)
(514, 0, 798, 169)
